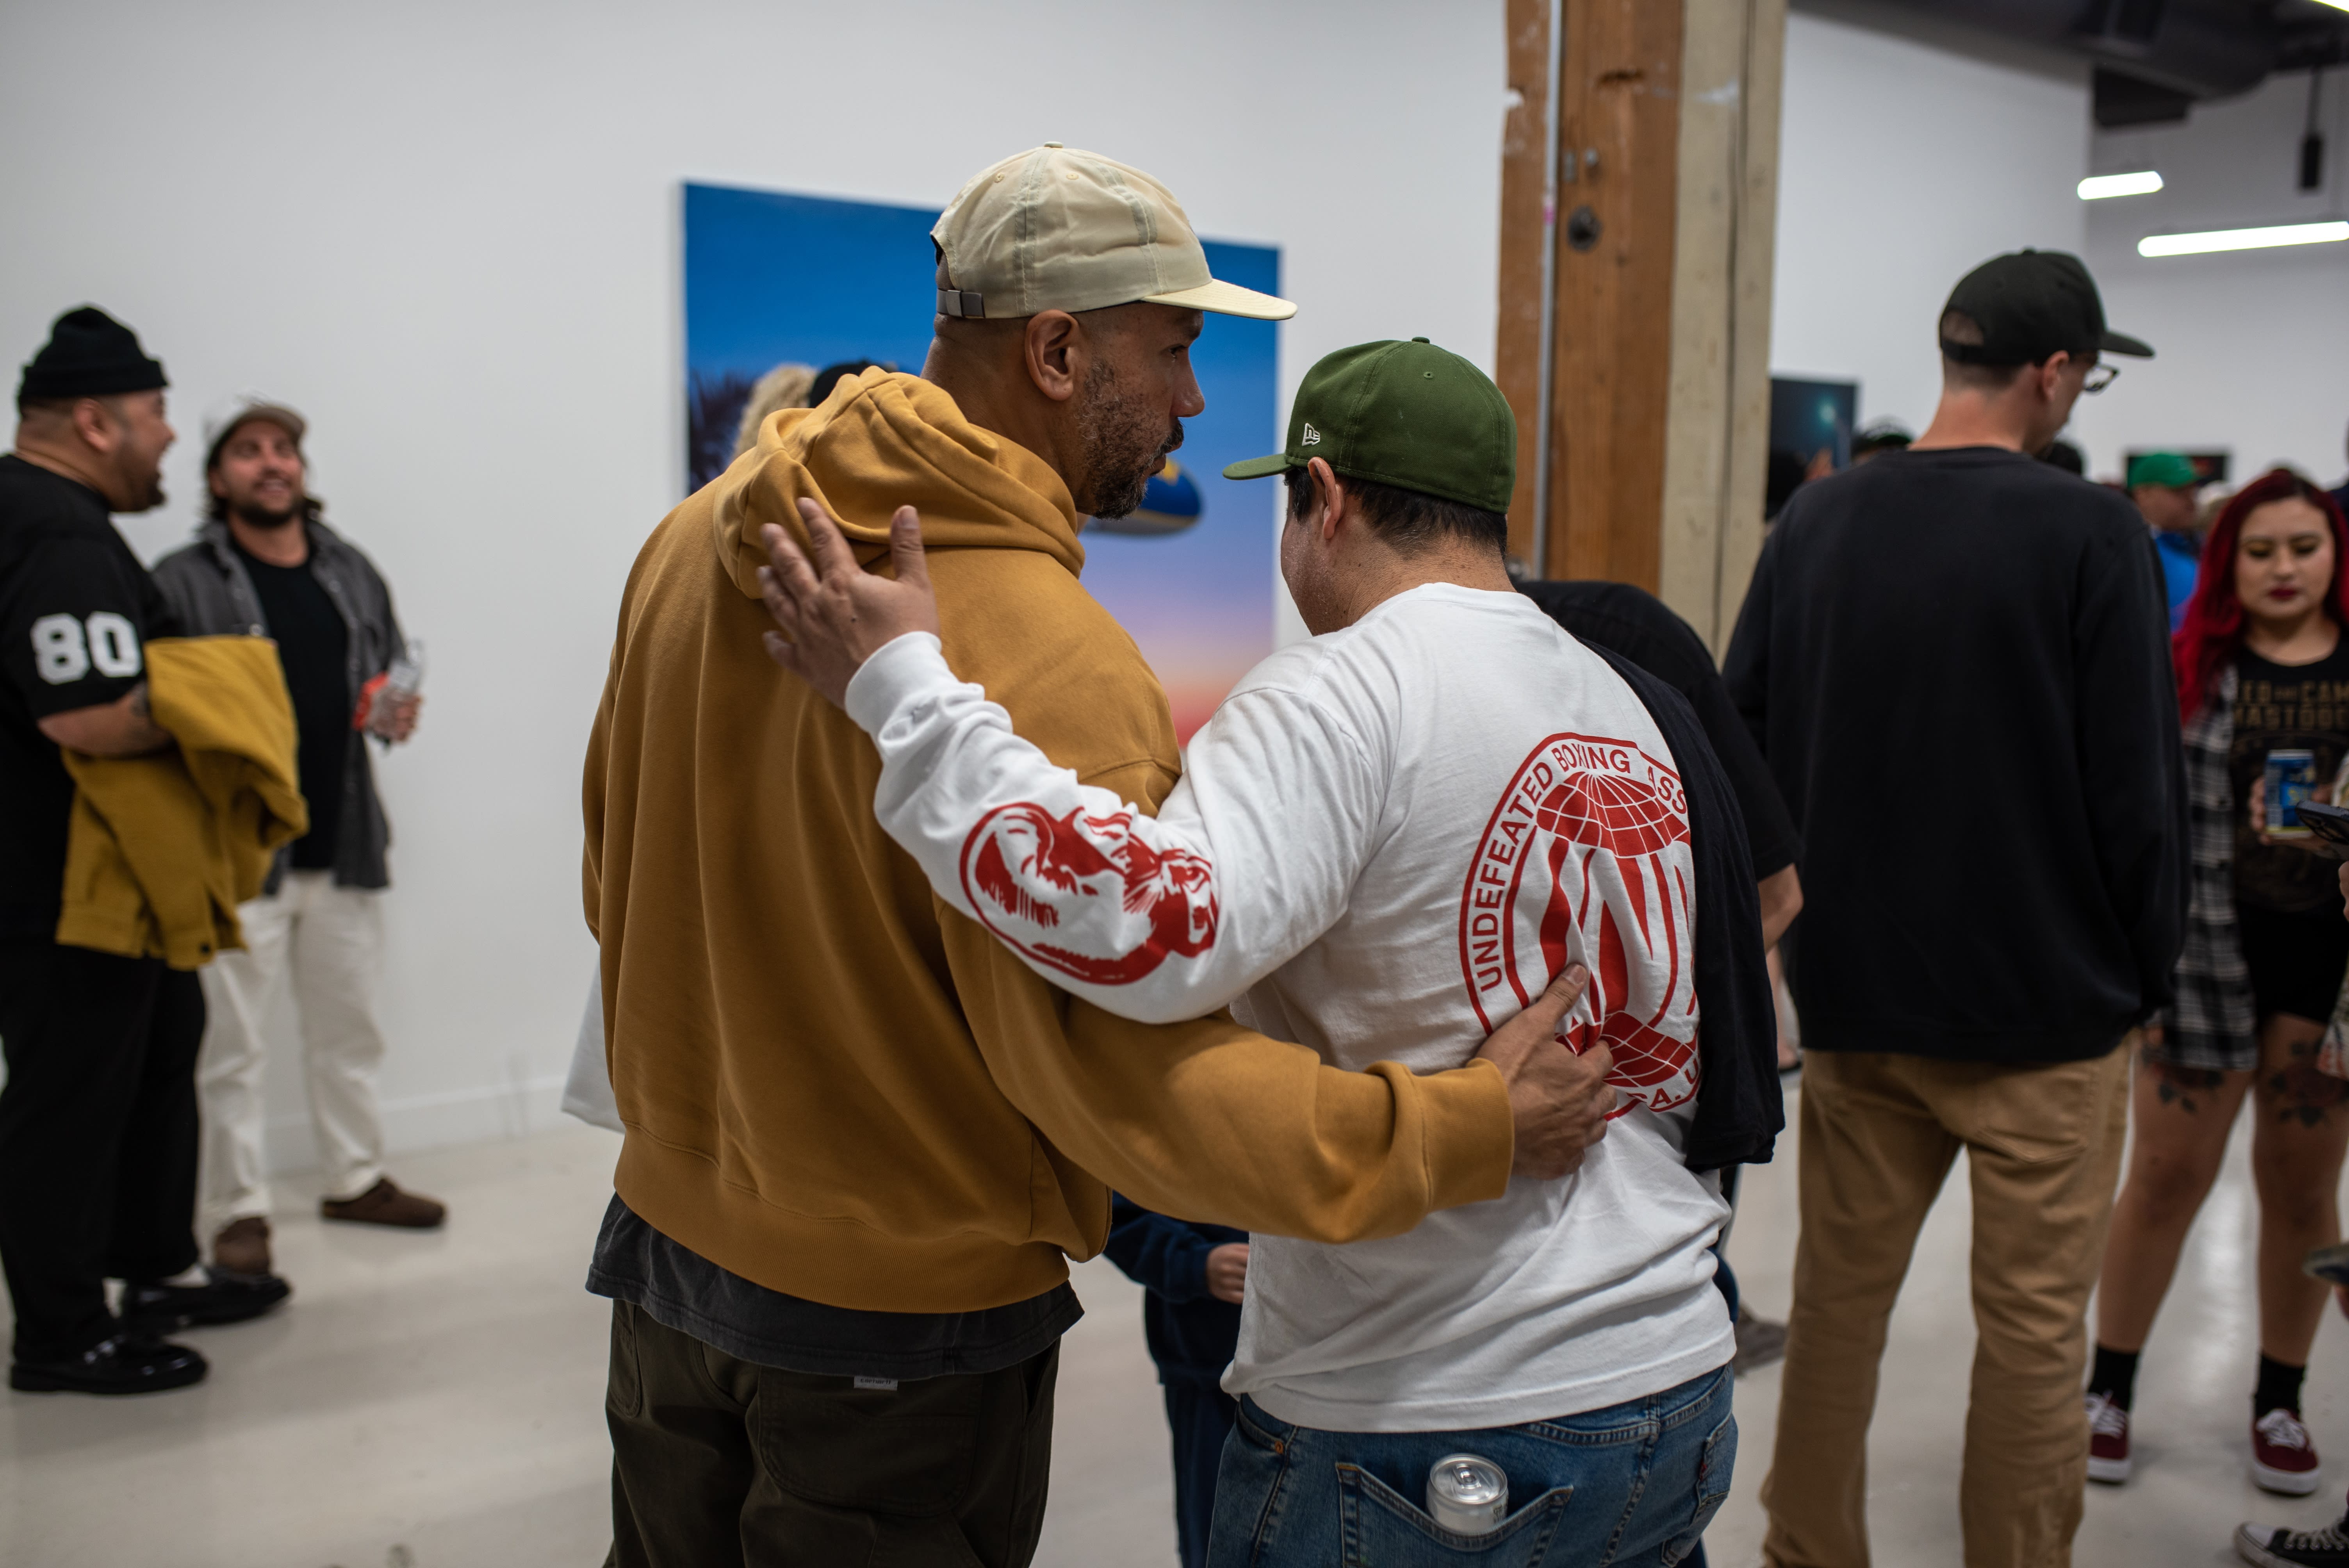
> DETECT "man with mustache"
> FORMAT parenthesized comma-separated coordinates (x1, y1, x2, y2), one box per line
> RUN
(581, 147, 1613, 1566)
(152, 397, 442, 1288)
(0, 307, 283, 1397)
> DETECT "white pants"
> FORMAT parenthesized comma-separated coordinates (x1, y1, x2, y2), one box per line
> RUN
(198, 870, 389, 1230)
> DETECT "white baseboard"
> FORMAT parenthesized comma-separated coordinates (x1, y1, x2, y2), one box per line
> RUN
(261, 1070, 573, 1176)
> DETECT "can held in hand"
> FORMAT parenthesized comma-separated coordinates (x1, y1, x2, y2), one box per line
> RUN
(1427, 1453, 1507, 1536)
(2268, 749, 2318, 838)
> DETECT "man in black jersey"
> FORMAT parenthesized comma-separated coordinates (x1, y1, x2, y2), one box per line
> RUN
(0, 306, 285, 1397)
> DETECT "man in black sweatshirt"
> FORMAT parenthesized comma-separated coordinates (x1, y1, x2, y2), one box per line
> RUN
(1723, 249, 2185, 1568)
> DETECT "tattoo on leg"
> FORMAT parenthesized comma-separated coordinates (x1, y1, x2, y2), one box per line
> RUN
(2267, 1050, 2349, 1128)
(2151, 1062, 2225, 1114)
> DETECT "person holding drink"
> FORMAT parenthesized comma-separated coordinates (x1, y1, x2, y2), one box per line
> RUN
(2089, 469, 2349, 1504)
(152, 397, 445, 1288)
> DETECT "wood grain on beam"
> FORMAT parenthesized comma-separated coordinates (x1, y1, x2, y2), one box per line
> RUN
(1496, 0, 1553, 568)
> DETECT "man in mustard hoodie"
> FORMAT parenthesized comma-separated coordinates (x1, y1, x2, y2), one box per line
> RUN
(583, 146, 1613, 1566)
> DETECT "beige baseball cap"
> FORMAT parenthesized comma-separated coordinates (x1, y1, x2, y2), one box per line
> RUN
(932, 144, 1295, 323)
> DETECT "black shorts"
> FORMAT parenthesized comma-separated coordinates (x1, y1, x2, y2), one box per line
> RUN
(2240, 902, 2349, 1025)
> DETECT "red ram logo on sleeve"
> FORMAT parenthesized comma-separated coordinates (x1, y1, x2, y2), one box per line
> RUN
(959, 802, 1219, 985)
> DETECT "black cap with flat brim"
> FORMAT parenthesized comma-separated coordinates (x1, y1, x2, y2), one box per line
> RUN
(1940, 249, 2151, 365)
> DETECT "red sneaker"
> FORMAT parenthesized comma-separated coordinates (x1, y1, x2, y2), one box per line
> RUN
(2085, 1391, 2131, 1484)
(2253, 1407, 2323, 1495)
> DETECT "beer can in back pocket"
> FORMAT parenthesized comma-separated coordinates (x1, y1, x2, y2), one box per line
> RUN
(1427, 1453, 1508, 1535)
(2268, 749, 2318, 837)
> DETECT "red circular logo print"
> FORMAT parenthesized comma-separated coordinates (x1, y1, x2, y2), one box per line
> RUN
(1458, 733, 1700, 1116)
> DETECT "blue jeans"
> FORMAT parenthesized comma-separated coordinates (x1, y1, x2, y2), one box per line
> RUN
(1206, 1366, 1734, 1567)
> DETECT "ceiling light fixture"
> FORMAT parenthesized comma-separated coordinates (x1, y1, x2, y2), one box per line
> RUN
(2138, 220, 2349, 257)
(2079, 171, 2164, 200)
(2312, 0, 2349, 13)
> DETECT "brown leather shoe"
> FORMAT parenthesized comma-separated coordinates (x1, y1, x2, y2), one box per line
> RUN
(321, 1177, 446, 1229)
(212, 1216, 273, 1276)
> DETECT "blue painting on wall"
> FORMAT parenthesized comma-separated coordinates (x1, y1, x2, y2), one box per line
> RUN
(682, 181, 1279, 737)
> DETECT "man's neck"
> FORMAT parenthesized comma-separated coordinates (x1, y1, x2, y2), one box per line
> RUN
(1911, 392, 2037, 454)
(228, 512, 309, 567)
(11, 438, 113, 504)
(1331, 546, 1517, 630)
(921, 349, 1079, 495)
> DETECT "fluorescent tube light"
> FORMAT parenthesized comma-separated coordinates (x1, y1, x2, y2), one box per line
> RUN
(2079, 171, 2163, 200)
(2139, 220, 2349, 257)
(2312, 0, 2349, 12)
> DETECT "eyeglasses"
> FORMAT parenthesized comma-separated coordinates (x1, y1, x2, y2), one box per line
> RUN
(2082, 363, 2120, 394)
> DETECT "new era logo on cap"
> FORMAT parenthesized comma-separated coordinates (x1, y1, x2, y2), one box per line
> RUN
(1301, 423, 1321, 446)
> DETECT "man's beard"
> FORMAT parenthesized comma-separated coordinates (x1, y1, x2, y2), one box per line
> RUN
(1074, 360, 1180, 520)
(232, 495, 303, 529)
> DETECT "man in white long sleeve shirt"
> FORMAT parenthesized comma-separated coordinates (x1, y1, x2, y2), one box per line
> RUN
(760, 339, 1738, 1564)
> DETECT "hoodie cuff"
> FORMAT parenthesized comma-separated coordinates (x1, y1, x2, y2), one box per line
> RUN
(843, 633, 953, 734)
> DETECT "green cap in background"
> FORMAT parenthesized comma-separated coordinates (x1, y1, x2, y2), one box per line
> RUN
(2128, 450, 2199, 490)
(1224, 337, 1516, 514)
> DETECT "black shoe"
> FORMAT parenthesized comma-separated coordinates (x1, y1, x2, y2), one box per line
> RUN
(11, 1332, 208, 1395)
(2239, 1517, 2349, 1567)
(123, 1266, 291, 1332)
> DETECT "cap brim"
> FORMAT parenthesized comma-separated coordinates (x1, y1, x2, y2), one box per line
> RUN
(1222, 452, 1298, 481)
(1142, 276, 1297, 321)
(2099, 329, 2154, 358)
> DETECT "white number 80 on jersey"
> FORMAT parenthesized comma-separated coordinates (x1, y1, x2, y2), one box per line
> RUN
(32, 612, 142, 684)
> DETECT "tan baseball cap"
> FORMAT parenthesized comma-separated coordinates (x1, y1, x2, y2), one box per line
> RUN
(932, 144, 1295, 323)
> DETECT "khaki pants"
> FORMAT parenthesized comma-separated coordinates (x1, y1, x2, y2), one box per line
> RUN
(197, 870, 390, 1229)
(1760, 1042, 2132, 1568)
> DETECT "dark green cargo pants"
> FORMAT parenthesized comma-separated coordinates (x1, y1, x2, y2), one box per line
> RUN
(605, 1300, 1059, 1567)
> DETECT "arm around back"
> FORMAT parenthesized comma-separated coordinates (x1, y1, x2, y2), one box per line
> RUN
(939, 899, 1514, 1245)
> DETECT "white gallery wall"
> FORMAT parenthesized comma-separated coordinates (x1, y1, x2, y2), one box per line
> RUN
(0, 0, 1508, 1169)
(1771, 7, 2091, 440)
(2065, 70, 2349, 486)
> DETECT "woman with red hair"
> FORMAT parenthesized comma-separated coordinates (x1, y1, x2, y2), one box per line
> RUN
(2085, 470, 2349, 1508)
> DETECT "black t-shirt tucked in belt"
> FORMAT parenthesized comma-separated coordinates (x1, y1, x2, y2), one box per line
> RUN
(232, 535, 348, 870)
(0, 456, 181, 937)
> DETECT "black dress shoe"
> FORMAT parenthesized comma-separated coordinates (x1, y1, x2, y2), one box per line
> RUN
(12, 1332, 208, 1394)
(123, 1266, 291, 1332)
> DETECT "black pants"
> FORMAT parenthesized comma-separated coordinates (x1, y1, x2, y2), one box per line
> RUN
(1164, 1374, 1237, 1568)
(605, 1301, 1058, 1568)
(0, 939, 203, 1359)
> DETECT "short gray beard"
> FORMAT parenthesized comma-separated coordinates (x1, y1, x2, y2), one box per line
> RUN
(1074, 360, 1177, 520)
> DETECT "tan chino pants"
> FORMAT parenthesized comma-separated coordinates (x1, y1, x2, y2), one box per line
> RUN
(1760, 1041, 2132, 1568)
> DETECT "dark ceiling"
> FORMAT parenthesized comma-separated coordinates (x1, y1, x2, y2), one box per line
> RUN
(1852, 0, 2349, 125)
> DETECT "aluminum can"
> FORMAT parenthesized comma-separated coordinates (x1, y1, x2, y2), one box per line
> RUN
(2268, 749, 2318, 837)
(1427, 1453, 1508, 1535)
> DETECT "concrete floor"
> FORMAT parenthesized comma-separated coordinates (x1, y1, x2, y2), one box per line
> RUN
(4, 1080, 2347, 1567)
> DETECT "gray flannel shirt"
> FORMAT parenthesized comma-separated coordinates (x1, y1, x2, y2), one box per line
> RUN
(150, 517, 405, 893)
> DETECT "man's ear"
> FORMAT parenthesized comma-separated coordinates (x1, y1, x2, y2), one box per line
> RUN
(207, 466, 227, 501)
(71, 397, 119, 454)
(1310, 457, 1348, 543)
(2036, 351, 2072, 404)
(1023, 310, 1083, 404)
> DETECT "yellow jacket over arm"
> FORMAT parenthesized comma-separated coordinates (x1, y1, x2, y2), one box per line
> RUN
(56, 635, 306, 969)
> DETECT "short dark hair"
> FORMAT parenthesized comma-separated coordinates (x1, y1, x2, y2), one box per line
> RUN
(1938, 310, 2032, 393)
(1285, 465, 1508, 557)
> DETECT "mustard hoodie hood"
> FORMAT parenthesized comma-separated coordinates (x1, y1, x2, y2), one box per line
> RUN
(709, 369, 1085, 602)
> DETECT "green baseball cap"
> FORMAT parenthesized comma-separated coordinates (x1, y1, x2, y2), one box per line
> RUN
(1223, 337, 1516, 514)
(2128, 451, 2198, 490)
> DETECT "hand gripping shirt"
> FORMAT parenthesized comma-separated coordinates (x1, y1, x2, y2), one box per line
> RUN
(844, 583, 1732, 1429)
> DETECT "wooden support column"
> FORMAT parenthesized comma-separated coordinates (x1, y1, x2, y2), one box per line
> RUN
(1497, 0, 1788, 649)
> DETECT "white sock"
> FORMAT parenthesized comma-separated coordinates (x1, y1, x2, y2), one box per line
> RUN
(159, 1263, 209, 1288)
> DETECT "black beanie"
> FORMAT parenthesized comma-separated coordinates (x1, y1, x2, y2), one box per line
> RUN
(17, 306, 168, 402)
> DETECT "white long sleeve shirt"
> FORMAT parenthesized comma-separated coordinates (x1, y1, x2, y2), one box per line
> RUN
(842, 582, 1731, 1429)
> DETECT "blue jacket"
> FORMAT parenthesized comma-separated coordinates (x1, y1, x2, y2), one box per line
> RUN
(2154, 528, 2199, 632)
(1103, 1195, 1243, 1384)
